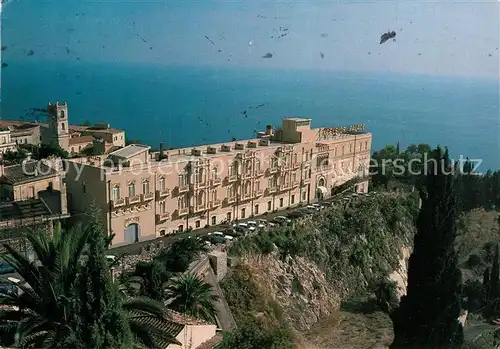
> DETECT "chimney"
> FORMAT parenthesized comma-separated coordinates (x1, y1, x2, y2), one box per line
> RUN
(159, 142, 164, 160)
(265, 125, 273, 135)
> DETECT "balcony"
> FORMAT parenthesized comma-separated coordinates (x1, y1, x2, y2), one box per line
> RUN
(191, 203, 208, 213)
(279, 183, 291, 191)
(210, 199, 221, 208)
(253, 189, 264, 197)
(241, 172, 253, 180)
(191, 181, 210, 191)
(178, 207, 189, 216)
(156, 212, 170, 222)
(240, 192, 252, 201)
(241, 151, 255, 160)
(211, 178, 222, 186)
(127, 195, 141, 205)
(317, 165, 332, 172)
(293, 162, 301, 170)
(156, 189, 170, 199)
(178, 184, 189, 194)
(255, 169, 265, 177)
(142, 192, 154, 201)
(301, 178, 311, 186)
(268, 167, 278, 175)
(227, 196, 237, 204)
(226, 174, 238, 183)
(111, 198, 125, 208)
(266, 186, 278, 195)
(292, 180, 300, 188)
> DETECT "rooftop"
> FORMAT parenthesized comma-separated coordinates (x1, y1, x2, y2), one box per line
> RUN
(69, 135, 95, 145)
(109, 144, 150, 160)
(0, 199, 52, 221)
(283, 117, 312, 122)
(0, 161, 57, 184)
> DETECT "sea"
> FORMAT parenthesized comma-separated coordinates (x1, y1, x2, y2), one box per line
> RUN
(1, 60, 499, 171)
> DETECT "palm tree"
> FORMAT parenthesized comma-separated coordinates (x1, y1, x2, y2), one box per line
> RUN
(156, 237, 209, 273)
(123, 260, 173, 301)
(0, 218, 181, 349)
(166, 274, 219, 323)
(0, 223, 88, 348)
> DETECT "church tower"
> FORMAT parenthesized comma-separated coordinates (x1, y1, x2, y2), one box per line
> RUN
(46, 101, 70, 151)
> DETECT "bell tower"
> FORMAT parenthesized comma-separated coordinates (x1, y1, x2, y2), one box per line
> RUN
(46, 101, 70, 151)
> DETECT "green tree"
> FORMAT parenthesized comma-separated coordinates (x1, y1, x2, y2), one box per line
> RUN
(126, 260, 172, 301)
(166, 274, 219, 323)
(0, 223, 89, 348)
(35, 142, 69, 160)
(390, 146, 463, 349)
(156, 237, 209, 273)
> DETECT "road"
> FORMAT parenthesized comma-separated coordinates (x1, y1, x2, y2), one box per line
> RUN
(108, 189, 363, 257)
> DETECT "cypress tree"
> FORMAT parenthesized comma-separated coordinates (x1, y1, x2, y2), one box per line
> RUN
(490, 245, 500, 300)
(390, 146, 463, 349)
(72, 203, 133, 348)
(484, 267, 491, 302)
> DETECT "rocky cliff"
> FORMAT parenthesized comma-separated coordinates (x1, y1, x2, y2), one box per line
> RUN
(221, 193, 418, 348)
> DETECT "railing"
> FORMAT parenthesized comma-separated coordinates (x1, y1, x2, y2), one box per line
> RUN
(279, 183, 291, 191)
(269, 167, 278, 174)
(142, 192, 154, 201)
(301, 178, 311, 186)
(227, 174, 238, 183)
(178, 184, 189, 193)
(191, 181, 210, 191)
(156, 189, 170, 199)
(178, 207, 189, 216)
(111, 198, 125, 208)
(253, 189, 263, 197)
(240, 192, 252, 201)
(211, 178, 222, 186)
(293, 162, 301, 170)
(156, 212, 170, 222)
(227, 196, 237, 204)
(267, 186, 278, 194)
(191, 203, 208, 213)
(241, 151, 255, 159)
(210, 199, 221, 208)
(241, 172, 253, 180)
(127, 195, 141, 205)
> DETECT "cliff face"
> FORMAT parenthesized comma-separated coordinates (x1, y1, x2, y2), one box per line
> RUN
(222, 194, 418, 347)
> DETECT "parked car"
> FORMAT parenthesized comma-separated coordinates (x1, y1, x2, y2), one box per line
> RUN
(236, 222, 256, 232)
(224, 228, 242, 237)
(246, 220, 266, 229)
(311, 203, 324, 210)
(224, 235, 234, 242)
(273, 216, 291, 225)
(287, 211, 304, 219)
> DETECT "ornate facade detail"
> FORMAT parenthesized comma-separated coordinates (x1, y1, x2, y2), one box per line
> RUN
(125, 216, 140, 227)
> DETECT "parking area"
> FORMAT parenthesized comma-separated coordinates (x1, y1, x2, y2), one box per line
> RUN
(108, 189, 375, 257)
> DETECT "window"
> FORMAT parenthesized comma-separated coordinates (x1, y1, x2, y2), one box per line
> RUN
(61, 123, 65, 130)
(267, 201, 272, 211)
(349, 144, 352, 153)
(195, 220, 201, 228)
(159, 177, 165, 191)
(293, 153, 298, 164)
(212, 167, 217, 179)
(128, 183, 135, 197)
(241, 208, 246, 219)
(178, 225, 184, 232)
(254, 204, 259, 215)
(159, 201, 166, 213)
(365, 141, 368, 150)
(280, 198, 284, 207)
(113, 185, 120, 201)
(227, 212, 232, 221)
(291, 195, 295, 204)
(60, 110, 65, 118)
(302, 192, 306, 201)
(143, 180, 149, 195)
(160, 230, 166, 236)
(255, 159, 260, 172)
(212, 216, 216, 225)
(342, 146, 345, 155)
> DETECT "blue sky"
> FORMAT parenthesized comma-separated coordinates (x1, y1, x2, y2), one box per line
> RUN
(1, 0, 499, 78)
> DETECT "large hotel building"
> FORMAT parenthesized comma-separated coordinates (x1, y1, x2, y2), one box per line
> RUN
(65, 117, 372, 247)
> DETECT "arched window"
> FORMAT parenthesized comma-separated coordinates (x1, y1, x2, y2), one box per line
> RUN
(212, 190, 217, 201)
(113, 185, 120, 201)
(159, 177, 165, 191)
(142, 180, 149, 194)
(159, 201, 166, 213)
(212, 167, 217, 179)
(128, 183, 135, 197)
(61, 123, 65, 130)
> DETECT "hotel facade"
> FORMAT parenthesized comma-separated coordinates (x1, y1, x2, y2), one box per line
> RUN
(65, 117, 372, 247)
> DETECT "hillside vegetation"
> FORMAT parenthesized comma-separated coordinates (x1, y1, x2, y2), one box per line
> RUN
(220, 193, 419, 348)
